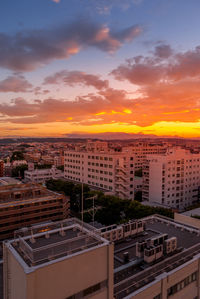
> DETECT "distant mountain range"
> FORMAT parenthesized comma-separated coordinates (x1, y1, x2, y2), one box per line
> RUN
(64, 132, 160, 140)
(0, 132, 200, 144)
(64, 132, 199, 140)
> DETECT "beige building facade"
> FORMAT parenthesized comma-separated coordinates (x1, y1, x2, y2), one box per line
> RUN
(3, 218, 113, 299)
(3, 215, 200, 299)
(0, 183, 69, 242)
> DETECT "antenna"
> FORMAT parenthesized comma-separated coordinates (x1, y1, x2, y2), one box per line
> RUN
(81, 177, 84, 229)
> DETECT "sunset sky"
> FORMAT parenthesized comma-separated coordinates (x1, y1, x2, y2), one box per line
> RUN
(0, 0, 200, 138)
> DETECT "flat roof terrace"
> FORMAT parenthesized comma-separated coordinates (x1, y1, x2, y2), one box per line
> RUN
(0, 195, 63, 209)
(114, 215, 200, 299)
(0, 183, 64, 206)
(9, 218, 106, 268)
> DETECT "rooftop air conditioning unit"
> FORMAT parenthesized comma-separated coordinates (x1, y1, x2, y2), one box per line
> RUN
(136, 240, 147, 258)
(164, 237, 177, 254)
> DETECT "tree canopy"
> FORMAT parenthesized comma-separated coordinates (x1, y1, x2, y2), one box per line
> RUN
(10, 151, 25, 162)
(46, 179, 174, 225)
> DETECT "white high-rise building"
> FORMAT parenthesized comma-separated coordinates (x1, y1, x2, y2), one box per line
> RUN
(142, 148, 200, 209)
(64, 141, 136, 199)
(123, 142, 167, 170)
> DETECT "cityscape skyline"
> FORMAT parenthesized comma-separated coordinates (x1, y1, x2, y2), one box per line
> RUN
(0, 0, 200, 138)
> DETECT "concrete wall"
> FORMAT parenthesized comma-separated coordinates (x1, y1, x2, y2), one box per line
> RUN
(5, 243, 113, 299)
(149, 162, 163, 204)
(128, 257, 199, 299)
(4, 244, 27, 299)
(174, 213, 200, 229)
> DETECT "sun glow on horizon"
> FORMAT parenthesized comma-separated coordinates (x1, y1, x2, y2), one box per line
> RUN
(1, 120, 200, 138)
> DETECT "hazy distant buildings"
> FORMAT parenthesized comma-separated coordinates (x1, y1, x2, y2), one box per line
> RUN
(11, 159, 27, 167)
(24, 163, 64, 183)
(0, 177, 21, 186)
(143, 148, 200, 210)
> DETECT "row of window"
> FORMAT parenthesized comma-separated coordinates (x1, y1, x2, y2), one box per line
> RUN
(65, 159, 81, 163)
(88, 162, 113, 168)
(88, 155, 113, 161)
(65, 164, 81, 169)
(66, 280, 107, 299)
(167, 272, 197, 297)
(65, 153, 83, 158)
(88, 168, 113, 175)
(168, 159, 200, 164)
(65, 170, 80, 175)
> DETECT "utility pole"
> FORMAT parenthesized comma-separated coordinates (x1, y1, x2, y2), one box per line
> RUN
(86, 195, 97, 228)
(81, 181, 83, 229)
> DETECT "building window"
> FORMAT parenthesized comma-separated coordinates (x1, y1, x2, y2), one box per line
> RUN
(66, 281, 107, 299)
(167, 272, 197, 297)
(83, 283, 101, 296)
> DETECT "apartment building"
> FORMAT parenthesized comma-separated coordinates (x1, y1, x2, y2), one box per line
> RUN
(54, 155, 64, 167)
(3, 215, 200, 299)
(0, 183, 70, 242)
(24, 164, 63, 183)
(124, 142, 167, 170)
(64, 141, 136, 199)
(24, 152, 41, 163)
(143, 148, 200, 210)
(3, 218, 113, 299)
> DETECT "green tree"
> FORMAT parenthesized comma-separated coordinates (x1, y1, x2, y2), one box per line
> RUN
(12, 164, 28, 179)
(46, 179, 91, 213)
(10, 151, 24, 162)
(56, 165, 64, 171)
(134, 191, 142, 202)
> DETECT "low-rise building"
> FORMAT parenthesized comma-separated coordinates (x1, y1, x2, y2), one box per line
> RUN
(24, 164, 64, 183)
(0, 183, 70, 242)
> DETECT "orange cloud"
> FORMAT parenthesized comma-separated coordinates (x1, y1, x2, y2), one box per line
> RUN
(1, 44, 200, 137)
